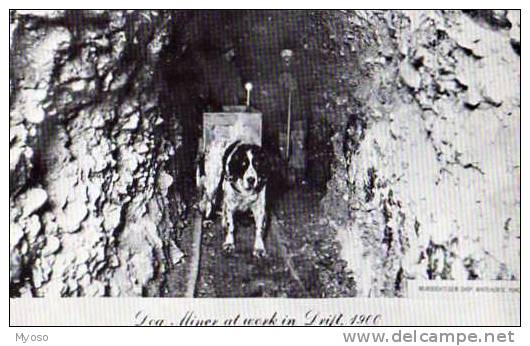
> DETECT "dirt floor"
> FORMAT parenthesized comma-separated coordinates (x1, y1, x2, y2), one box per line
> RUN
(161, 184, 356, 298)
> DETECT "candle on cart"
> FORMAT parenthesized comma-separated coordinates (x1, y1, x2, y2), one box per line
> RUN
(245, 82, 253, 108)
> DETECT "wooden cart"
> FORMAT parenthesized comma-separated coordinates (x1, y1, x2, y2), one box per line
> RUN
(196, 106, 262, 218)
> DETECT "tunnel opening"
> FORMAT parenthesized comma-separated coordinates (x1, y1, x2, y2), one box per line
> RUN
(151, 10, 367, 297)
(156, 10, 340, 210)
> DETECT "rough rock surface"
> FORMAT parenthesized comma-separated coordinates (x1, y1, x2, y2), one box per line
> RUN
(10, 10, 185, 297)
(10, 10, 520, 298)
(321, 10, 520, 296)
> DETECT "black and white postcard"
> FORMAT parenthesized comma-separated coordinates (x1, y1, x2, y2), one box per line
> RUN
(9, 9, 521, 328)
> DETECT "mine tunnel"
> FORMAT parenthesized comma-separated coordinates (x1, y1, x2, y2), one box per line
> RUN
(157, 10, 336, 202)
(9, 10, 520, 299)
(155, 10, 349, 297)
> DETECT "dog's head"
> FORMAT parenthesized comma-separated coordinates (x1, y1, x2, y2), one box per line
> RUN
(225, 143, 267, 192)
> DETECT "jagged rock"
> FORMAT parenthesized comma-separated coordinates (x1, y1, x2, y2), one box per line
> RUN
(123, 114, 140, 130)
(62, 200, 88, 233)
(85, 281, 105, 296)
(323, 10, 520, 296)
(21, 188, 48, 218)
(508, 11, 520, 54)
(464, 87, 482, 108)
(77, 264, 89, 277)
(9, 146, 25, 173)
(11, 223, 25, 248)
(482, 94, 503, 107)
(399, 61, 421, 89)
(137, 143, 149, 154)
(20, 239, 29, 256)
(42, 236, 61, 256)
(10, 11, 184, 295)
(33, 263, 47, 289)
(169, 241, 184, 264)
(92, 114, 106, 128)
(10, 252, 22, 283)
(109, 254, 120, 268)
(158, 171, 173, 195)
(25, 215, 42, 241)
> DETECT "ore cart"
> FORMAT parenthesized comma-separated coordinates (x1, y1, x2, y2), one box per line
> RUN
(196, 105, 262, 219)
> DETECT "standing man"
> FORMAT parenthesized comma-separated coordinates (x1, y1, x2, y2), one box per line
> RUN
(279, 49, 306, 185)
(198, 42, 245, 111)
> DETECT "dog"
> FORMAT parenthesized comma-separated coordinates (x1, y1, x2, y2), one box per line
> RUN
(218, 140, 268, 258)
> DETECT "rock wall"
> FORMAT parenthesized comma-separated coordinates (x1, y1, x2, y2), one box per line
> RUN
(323, 10, 520, 296)
(10, 10, 520, 298)
(10, 10, 184, 297)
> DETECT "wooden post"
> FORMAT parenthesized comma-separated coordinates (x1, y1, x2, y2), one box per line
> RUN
(286, 89, 292, 160)
(246, 89, 250, 108)
(185, 212, 203, 298)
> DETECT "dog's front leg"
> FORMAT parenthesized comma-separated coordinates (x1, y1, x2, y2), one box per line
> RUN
(221, 200, 236, 255)
(251, 189, 267, 258)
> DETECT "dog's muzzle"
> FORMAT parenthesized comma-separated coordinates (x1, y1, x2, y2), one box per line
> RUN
(243, 176, 258, 191)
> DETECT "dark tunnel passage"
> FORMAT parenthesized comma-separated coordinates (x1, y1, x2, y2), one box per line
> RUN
(148, 10, 368, 297)
(156, 10, 338, 205)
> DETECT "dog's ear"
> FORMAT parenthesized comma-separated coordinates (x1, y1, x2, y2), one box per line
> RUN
(227, 146, 247, 181)
(223, 141, 242, 182)
(253, 147, 269, 181)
